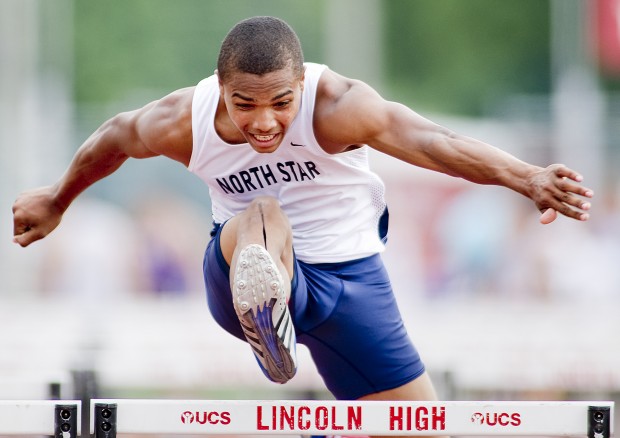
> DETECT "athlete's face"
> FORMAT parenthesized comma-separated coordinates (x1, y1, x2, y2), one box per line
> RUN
(219, 65, 304, 153)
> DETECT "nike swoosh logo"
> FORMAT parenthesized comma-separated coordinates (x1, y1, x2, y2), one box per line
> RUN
(290, 142, 305, 147)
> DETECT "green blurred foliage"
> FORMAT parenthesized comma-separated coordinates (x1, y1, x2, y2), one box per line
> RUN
(74, 1, 619, 116)
(383, 0, 551, 115)
(73, 0, 326, 103)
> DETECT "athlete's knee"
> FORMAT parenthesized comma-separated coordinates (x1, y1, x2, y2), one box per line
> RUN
(247, 196, 282, 214)
(233, 197, 294, 278)
(245, 196, 290, 227)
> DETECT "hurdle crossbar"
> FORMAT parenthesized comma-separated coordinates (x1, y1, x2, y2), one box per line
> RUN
(0, 400, 80, 436)
(91, 399, 614, 436)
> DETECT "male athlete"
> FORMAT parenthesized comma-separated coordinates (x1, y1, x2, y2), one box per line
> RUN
(13, 16, 593, 415)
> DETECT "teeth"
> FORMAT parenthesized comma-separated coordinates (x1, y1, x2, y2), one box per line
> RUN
(254, 134, 275, 141)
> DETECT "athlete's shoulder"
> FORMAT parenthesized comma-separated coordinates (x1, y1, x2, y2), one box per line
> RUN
(315, 67, 352, 105)
(161, 86, 195, 109)
(313, 68, 387, 151)
(136, 86, 195, 165)
(314, 67, 382, 118)
(147, 87, 195, 132)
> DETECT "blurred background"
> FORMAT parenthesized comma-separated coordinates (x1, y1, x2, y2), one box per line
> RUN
(0, 0, 619, 433)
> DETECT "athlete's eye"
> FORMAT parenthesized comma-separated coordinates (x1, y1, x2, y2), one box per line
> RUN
(274, 101, 290, 108)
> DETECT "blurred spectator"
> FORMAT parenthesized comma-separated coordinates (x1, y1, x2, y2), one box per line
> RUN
(432, 186, 517, 299)
(497, 189, 620, 302)
(38, 197, 142, 301)
(131, 189, 210, 297)
(38, 191, 211, 300)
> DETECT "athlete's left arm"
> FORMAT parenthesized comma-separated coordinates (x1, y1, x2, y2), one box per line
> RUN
(314, 69, 593, 224)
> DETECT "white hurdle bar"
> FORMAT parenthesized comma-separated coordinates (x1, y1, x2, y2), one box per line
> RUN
(91, 399, 614, 437)
(0, 400, 81, 437)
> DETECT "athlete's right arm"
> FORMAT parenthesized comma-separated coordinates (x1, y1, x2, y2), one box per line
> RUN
(12, 87, 195, 247)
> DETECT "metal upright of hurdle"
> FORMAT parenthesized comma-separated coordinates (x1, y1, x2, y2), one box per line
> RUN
(91, 399, 615, 437)
(0, 400, 81, 438)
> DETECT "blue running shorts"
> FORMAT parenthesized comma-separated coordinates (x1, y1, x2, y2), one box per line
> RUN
(203, 223, 425, 400)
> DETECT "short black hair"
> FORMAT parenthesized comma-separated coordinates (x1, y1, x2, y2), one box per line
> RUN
(217, 16, 304, 81)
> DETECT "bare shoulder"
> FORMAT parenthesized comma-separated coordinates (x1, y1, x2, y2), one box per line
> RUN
(314, 69, 389, 153)
(136, 87, 195, 166)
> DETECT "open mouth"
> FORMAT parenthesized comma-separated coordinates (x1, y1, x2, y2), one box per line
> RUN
(253, 134, 276, 142)
(249, 133, 280, 150)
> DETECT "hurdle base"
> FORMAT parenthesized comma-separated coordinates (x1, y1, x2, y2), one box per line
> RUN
(55, 404, 78, 438)
(588, 405, 611, 438)
(93, 403, 117, 438)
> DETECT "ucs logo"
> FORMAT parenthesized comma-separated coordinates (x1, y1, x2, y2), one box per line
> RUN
(181, 411, 231, 425)
(471, 412, 521, 427)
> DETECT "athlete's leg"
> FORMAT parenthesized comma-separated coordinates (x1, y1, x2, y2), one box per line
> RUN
(219, 196, 297, 383)
(294, 255, 446, 438)
(220, 196, 294, 289)
(357, 371, 438, 402)
(358, 373, 447, 438)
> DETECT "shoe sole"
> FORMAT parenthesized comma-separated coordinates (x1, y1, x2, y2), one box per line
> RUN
(233, 244, 297, 383)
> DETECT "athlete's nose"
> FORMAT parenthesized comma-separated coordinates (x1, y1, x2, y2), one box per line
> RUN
(251, 108, 278, 132)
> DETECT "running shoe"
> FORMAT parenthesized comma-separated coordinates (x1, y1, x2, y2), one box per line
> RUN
(232, 244, 297, 383)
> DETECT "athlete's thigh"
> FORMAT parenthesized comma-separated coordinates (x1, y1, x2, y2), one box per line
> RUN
(296, 255, 425, 400)
(203, 222, 244, 340)
(204, 221, 302, 341)
(218, 215, 240, 267)
(219, 200, 294, 280)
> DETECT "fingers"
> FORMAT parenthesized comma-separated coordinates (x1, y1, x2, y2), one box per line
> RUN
(13, 232, 34, 247)
(13, 213, 52, 246)
(13, 222, 41, 247)
(554, 168, 594, 200)
(541, 189, 591, 221)
(13, 211, 31, 246)
(13, 205, 49, 247)
(13, 202, 32, 243)
(550, 182, 592, 218)
(533, 164, 594, 222)
(551, 163, 583, 183)
(12, 186, 63, 247)
(13, 233, 32, 247)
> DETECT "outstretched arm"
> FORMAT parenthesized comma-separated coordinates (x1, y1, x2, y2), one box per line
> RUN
(12, 87, 194, 247)
(314, 70, 593, 223)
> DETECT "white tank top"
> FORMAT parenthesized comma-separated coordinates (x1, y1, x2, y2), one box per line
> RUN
(189, 63, 387, 263)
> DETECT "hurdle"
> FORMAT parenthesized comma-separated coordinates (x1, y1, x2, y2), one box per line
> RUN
(0, 400, 80, 437)
(91, 399, 614, 437)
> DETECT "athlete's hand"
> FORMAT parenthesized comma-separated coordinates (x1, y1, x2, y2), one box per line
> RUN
(527, 164, 593, 224)
(12, 186, 65, 247)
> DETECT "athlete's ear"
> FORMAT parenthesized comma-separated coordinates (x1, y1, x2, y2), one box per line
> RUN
(215, 70, 224, 97)
(299, 66, 305, 91)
